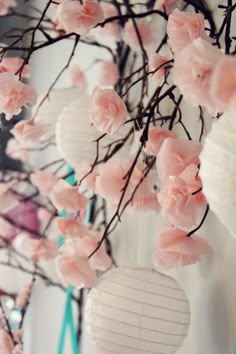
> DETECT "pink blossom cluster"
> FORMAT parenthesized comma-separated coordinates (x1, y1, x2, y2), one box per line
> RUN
(142, 127, 211, 269)
(168, 10, 236, 114)
(0, 73, 37, 120)
(56, 0, 104, 37)
(55, 228, 111, 289)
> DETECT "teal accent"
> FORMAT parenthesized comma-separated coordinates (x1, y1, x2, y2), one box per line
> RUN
(57, 167, 92, 354)
(57, 286, 78, 354)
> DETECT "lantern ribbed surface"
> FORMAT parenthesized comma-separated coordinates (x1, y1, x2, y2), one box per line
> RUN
(85, 267, 190, 354)
(34, 87, 81, 138)
(55, 93, 129, 168)
(199, 108, 236, 238)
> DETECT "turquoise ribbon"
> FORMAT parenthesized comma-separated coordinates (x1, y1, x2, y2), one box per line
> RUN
(57, 169, 92, 354)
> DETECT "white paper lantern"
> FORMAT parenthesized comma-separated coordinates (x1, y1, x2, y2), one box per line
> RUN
(199, 107, 236, 238)
(85, 267, 190, 354)
(34, 87, 81, 139)
(55, 92, 130, 168)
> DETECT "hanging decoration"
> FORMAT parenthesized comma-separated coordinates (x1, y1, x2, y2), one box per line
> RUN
(85, 267, 190, 354)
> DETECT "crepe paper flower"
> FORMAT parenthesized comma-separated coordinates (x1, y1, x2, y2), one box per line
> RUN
(0, 217, 13, 237)
(10, 119, 49, 144)
(209, 56, 236, 112)
(172, 38, 223, 114)
(156, 138, 202, 181)
(139, 126, 177, 156)
(154, 0, 177, 14)
(89, 86, 128, 134)
(55, 253, 97, 289)
(158, 175, 202, 228)
(0, 57, 30, 78)
(15, 283, 33, 309)
(56, 230, 111, 289)
(12, 344, 24, 354)
(69, 63, 87, 90)
(30, 171, 58, 195)
(0, 0, 16, 16)
(6, 138, 30, 163)
(152, 225, 212, 269)
(100, 3, 120, 40)
(0, 190, 18, 213)
(12, 330, 23, 345)
(0, 72, 37, 120)
(149, 54, 171, 84)
(61, 232, 111, 270)
(37, 208, 54, 224)
(56, 216, 89, 238)
(96, 156, 158, 211)
(99, 61, 119, 87)
(123, 18, 153, 51)
(50, 179, 89, 213)
(167, 9, 210, 54)
(0, 329, 14, 354)
(56, 0, 104, 37)
(179, 164, 206, 207)
(75, 161, 97, 192)
(24, 238, 58, 263)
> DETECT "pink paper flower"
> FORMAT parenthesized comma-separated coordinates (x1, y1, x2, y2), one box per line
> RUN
(154, 0, 177, 14)
(99, 61, 119, 87)
(209, 56, 236, 112)
(6, 138, 30, 162)
(156, 137, 202, 181)
(100, 3, 120, 40)
(0, 0, 16, 16)
(24, 238, 58, 263)
(12, 344, 23, 354)
(37, 208, 54, 224)
(80, 232, 111, 271)
(50, 179, 88, 213)
(89, 86, 128, 134)
(167, 9, 209, 54)
(0, 72, 37, 120)
(15, 283, 33, 309)
(56, 230, 111, 289)
(142, 126, 176, 156)
(149, 54, 171, 84)
(10, 119, 48, 144)
(0, 329, 14, 354)
(57, 0, 104, 36)
(30, 171, 57, 195)
(123, 19, 153, 51)
(172, 38, 223, 113)
(69, 63, 87, 90)
(96, 156, 158, 211)
(0, 189, 18, 213)
(13, 330, 23, 345)
(75, 161, 97, 192)
(0, 57, 30, 78)
(158, 176, 201, 228)
(152, 225, 212, 268)
(0, 217, 13, 237)
(55, 253, 97, 289)
(56, 216, 89, 238)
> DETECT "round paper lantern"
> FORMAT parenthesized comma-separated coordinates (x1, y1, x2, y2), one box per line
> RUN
(34, 87, 81, 138)
(55, 92, 129, 168)
(199, 107, 236, 238)
(85, 267, 190, 354)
